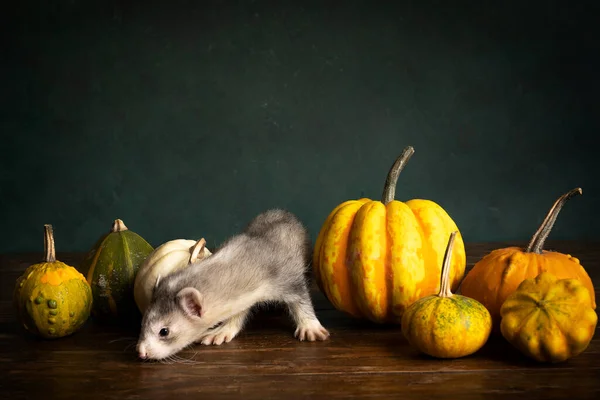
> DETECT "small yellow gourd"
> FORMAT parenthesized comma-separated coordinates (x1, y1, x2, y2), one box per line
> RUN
(402, 231, 492, 358)
(13, 225, 93, 339)
(500, 272, 597, 363)
(134, 238, 212, 314)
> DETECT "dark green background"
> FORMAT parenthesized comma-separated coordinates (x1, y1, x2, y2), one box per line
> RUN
(2, 0, 597, 253)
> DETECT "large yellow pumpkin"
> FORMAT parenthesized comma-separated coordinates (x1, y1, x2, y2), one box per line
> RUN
(13, 225, 93, 339)
(460, 188, 595, 329)
(313, 146, 466, 323)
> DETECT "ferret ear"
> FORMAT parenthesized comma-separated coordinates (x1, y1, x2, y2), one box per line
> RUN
(176, 287, 204, 319)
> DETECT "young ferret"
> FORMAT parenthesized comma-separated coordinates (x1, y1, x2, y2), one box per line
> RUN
(136, 209, 330, 360)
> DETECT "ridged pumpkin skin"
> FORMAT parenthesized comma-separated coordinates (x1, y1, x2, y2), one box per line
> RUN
(80, 219, 154, 321)
(461, 247, 595, 327)
(134, 238, 212, 314)
(13, 225, 92, 339)
(313, 147, 466, 323)
(461, 188, 595, 329)
(500, 272, 597, 363)
(402, 232, 492, 358)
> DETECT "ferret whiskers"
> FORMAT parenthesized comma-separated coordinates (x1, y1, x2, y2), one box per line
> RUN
(107, 337, 139, 354)
(123, 341, 137, 352)
(109, 336, 138, 343)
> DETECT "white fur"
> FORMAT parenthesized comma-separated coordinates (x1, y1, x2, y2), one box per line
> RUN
(136, 209, 329, 360)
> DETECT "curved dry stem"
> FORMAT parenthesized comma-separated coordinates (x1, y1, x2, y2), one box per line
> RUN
(438, 231, 458, 298)
(189, 238, 207, 264)
(381, 146, 415, 204)
(111, 219, 128, 233)
(526, 188, 582, 254)
(43, 224, 56, 263)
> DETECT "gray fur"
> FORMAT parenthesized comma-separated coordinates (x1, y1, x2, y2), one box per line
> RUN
(136, 209, 329, 360)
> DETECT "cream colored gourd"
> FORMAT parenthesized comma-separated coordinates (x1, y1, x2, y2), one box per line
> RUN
(134, 238, 212, 314)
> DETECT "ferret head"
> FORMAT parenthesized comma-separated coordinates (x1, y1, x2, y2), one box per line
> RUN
(136, 285, 209, 360)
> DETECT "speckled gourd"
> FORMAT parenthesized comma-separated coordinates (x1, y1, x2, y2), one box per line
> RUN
(402, 231, 492, 358)
(13, 225, 93, 339)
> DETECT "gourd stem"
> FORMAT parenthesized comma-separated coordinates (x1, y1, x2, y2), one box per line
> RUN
(438, 231, 458, 298)
(525, 188, 582, 254)
(189, 238, 207, 264)
(111, 219, 128, 233)
(44, 224, 56, 263)
(381, 146, 415, 204)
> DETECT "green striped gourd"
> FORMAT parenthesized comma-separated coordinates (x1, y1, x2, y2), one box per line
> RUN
(80, 219, 153, 323)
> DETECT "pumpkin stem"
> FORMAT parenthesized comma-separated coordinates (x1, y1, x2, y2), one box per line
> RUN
(43, 224, 56, 263)
(381, 146, 415, 204)
(438, 231, 458, 298)
(525, 188, 582, 254)
(189, 238, 207, 264)
(111, 219, 129, 233)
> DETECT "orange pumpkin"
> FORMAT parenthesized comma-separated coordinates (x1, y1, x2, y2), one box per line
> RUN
(313, 146, 466, 324)
(460, 188, 595, 329)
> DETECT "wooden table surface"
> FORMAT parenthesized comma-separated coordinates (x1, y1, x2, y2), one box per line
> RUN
(1, 241, 599, 399)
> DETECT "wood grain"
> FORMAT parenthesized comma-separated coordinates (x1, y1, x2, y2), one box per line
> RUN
(1, 241, 599, 399)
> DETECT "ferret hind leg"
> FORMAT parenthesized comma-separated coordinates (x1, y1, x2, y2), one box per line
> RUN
(286, 283, 330, 342)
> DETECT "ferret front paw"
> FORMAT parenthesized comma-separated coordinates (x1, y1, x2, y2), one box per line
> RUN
(198, 325, 240, 346)
(294, 320, 330, 342)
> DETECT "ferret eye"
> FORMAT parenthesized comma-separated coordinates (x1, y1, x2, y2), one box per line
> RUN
(159, 328, 169, 337)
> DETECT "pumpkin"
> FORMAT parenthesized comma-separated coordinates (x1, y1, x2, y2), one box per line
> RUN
(13, 225, 92, 339)
(80, 219, 154, 322)
(460, 188, 595, 329)
(401, 231, 492, 358)
(134, 238, 212, 314)
(500, 272, 597, 363)
(313, 146, 466, 323)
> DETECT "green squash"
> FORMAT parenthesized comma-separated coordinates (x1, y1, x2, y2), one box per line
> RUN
(13, 225, 92, 339)
(80, 219, 153, 322)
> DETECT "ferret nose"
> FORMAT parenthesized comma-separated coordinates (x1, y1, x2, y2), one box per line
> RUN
(137, 343, 148, 360)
